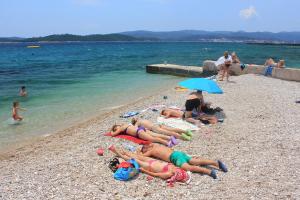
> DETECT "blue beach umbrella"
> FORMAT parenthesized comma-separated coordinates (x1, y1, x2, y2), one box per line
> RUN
(179, 78, 223, 94)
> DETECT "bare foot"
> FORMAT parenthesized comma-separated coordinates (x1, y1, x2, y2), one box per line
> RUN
(108, 145, 116, 153)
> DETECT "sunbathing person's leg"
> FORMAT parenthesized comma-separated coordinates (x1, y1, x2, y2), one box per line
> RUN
(123, 151, 153, 162)
(199, 115, 218, 124)
(148, 131, 171, 140)
(189, 157, 228, 173)
(189, 157, 218, 167)
(185, 117, 202, 127)
(109, 146, 131, 160)
(139, 132, 170, 146)
(159, 125, 186, 135)
(181, 163, 212, 176)
(153, 126, 192, 141)
(151, 126, 182, 138)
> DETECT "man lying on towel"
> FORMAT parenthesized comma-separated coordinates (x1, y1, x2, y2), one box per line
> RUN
(111, 123, 178, 147)
(138, 143, 228, 179)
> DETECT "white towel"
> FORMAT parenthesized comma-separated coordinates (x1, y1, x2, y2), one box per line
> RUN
(157, 117, 199, 131)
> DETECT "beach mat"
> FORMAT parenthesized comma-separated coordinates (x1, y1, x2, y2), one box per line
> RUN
(120, 111, 139, 118)
(157, 117, 199, 131)
(104, 133, 150, 145)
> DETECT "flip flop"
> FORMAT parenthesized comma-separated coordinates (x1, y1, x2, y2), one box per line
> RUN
(181, 133, 191, 141)
(218, 160, 228, 172)
(210, 169, 217, 179)
(185, 130, 193, 137)
(171, 136, 179, 145)
(167, 140, 174, 148)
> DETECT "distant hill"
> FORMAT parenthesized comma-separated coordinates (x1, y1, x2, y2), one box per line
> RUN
(1, 31, 300, 43)
(121, 30, 300, 43)
(0, 34, 144, 42)
(0, 37, 24, 42)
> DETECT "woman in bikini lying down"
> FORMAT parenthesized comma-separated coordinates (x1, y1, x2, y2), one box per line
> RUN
(131, 117, 193, 141)
(109, 145, 191, 185)
(110, 123, 178, 147)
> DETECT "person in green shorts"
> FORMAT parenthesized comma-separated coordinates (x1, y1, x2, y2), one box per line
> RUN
(139, 143, 228, 179)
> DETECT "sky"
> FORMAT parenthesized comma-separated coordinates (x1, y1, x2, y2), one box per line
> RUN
(0, 0, 300, 37)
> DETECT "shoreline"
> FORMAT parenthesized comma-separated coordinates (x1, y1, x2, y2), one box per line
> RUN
(0, 86, 175, 160)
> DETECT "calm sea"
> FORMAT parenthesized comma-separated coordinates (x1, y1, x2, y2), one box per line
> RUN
(0, 42, 299, 149)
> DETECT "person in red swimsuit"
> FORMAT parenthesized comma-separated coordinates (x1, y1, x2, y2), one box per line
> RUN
(12, 101, 26, 121)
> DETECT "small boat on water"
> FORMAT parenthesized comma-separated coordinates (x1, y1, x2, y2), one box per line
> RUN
(27, 45, 40, 48)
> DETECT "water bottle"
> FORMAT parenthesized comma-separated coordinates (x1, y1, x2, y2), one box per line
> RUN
(122, 143, 136, 152)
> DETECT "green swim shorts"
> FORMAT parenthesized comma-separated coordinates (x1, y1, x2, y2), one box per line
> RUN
(169, 151, 191, 167)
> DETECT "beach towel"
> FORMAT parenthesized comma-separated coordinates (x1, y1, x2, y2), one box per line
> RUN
(120, 111, 139, 118)
(157, 117, 199, 131)
(105, 132, 150, 145)
(114, 159, 140, 181)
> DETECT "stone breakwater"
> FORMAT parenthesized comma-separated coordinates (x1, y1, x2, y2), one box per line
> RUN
(146, 61, 300, 82)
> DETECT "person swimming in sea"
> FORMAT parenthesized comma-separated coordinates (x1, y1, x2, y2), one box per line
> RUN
(12, 101, 27, 121)
(19, 86, 27, 97)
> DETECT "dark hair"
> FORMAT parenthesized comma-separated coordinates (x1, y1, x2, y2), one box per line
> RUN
(111, 124, 120, 132)
(108, 157, 120, 172)
(21, 86, 26, 90)
(161, 109, 166, 115)
(13, 101, 19, 107)
(131, 118, 137, 125)
(224, 51, 229, 59)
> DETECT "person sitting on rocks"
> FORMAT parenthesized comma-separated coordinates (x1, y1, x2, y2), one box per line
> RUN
(111, 123, 178, 147)
(138, 143, 228, 179)
(219, 51, 232, 81)
(231, 52, 240, 64)
(264, 58, 276, 76)
(131, 117, 193, 141)
(264, 58, 276, 67)
(276, 60, 285, 68)
(109, 145, 192, 185)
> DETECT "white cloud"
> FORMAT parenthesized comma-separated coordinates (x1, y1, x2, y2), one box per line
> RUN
(239, 6, 257, 19)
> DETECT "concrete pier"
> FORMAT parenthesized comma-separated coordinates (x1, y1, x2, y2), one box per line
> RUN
(146, 62, 300, 82)
(146, 64, 205, 77)
(203, 60, 300, 82)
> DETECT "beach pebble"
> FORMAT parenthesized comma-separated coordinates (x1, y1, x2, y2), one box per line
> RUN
(0, 74, 299, 199)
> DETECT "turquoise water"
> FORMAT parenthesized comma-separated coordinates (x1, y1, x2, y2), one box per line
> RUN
(1, 42, 300, 149)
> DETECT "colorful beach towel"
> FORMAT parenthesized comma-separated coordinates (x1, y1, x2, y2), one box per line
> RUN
(157, 117, 199, 131)
(105, 133, 150, 145)
(120, 111, 139, 118)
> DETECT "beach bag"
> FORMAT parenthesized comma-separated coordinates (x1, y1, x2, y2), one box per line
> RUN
(114, 159, 140, 181)
(108, 157, 120, 173)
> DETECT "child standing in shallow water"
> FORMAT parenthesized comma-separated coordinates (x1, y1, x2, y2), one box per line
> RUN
(12, 101, 26, 121)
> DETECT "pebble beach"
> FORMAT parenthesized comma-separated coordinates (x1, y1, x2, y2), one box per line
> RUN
(0, 74, 300, 199)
